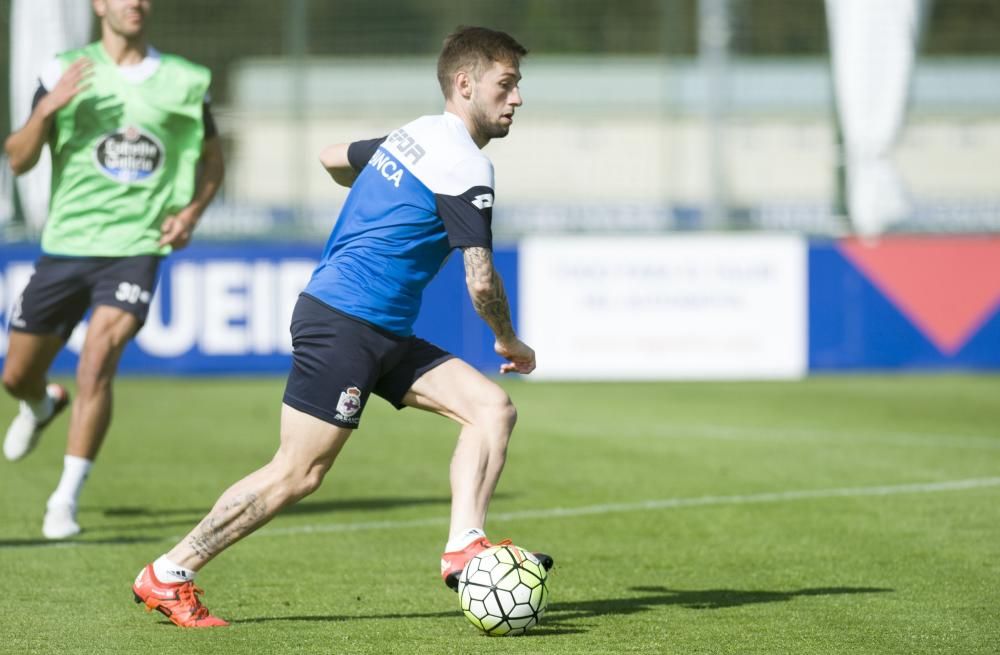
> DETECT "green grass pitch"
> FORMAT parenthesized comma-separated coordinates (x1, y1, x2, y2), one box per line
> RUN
(1, 374, 998, 654)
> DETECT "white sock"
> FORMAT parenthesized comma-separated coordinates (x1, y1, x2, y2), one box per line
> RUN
(446, 527, 487, 552)
(153, 555, 197, 583)
(22, 393, 53, 421)
(48, 455, 92, 508)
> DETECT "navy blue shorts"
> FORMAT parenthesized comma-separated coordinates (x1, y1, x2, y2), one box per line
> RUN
(282, 294, 454, 429)
(8, 254, 162, 341)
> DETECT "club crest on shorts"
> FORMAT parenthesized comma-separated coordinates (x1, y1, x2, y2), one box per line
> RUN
(335, 386, 363, 421)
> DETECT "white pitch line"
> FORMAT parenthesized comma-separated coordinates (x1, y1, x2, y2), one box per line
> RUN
(4, 477, 997, 549)
(257, 476, 1000, 539)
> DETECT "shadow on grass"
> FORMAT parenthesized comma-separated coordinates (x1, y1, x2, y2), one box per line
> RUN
(0, 535, 164, 548)
(85, 495, 460, 533)
(234, 611, 584, 636)
(98, 496, 451, 518)
(236, 585, 891, 635)
(99, 495, 455, 520)
(283, 495, 453, 516)
(545, 585, 893, 623)
(3, 494, 507, 545)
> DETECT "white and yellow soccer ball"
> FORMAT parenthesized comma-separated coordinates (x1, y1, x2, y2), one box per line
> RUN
(457, 543, 549, 636)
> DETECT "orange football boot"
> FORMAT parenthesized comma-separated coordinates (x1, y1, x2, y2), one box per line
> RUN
(132, 564, 229, 628)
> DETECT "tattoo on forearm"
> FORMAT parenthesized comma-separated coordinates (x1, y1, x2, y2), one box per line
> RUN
(463, 247, 515, 340)
(187, 492, 268, 562)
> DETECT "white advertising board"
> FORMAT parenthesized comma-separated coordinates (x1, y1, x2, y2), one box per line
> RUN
(519, 235, 807, 380)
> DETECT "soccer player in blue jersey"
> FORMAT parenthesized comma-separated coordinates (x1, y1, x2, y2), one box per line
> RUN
(132, 26, 551, 628)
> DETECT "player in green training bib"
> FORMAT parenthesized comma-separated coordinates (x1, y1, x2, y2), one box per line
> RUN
(1, 0, 224, 540)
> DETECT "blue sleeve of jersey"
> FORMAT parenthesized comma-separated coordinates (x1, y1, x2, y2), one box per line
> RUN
(347, 137, 387, 172)
(435, 186, 493, 249)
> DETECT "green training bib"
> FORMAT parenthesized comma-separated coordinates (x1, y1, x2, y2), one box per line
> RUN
(43, 42, 210, 256)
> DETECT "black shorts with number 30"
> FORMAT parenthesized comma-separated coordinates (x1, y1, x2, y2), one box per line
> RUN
(282, 294, 454, 430)
(8, 254, 163, 341)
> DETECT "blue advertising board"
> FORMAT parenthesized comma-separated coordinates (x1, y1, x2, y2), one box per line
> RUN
(0, 243, 519, 375)
(2, 236, 997, 376)
(809, 238, 1000, 371)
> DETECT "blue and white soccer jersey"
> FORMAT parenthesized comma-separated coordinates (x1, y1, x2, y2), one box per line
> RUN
(284, 112, 495, 428)
(304, 111, 495, 337)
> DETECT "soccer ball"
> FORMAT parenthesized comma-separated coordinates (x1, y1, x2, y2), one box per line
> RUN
(457, 544, 549, 636)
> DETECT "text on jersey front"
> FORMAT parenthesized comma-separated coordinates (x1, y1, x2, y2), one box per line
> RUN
(369, 151, 405, 188)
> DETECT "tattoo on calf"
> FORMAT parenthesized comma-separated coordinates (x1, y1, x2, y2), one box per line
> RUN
(187, 492, 268, 561)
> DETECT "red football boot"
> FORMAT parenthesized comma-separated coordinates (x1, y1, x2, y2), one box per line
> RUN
(132, 564, 229, 628)
(441, 538, 554, 591)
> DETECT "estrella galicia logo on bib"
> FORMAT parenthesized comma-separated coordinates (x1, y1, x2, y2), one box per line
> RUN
(94, 126, 164, 183)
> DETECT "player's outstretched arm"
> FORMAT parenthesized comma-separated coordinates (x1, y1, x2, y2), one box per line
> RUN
(462, 246, 536, 374)
(319, 142, 358, 187)
(159, 135, 225, 249)
(5, 58, 92, 175)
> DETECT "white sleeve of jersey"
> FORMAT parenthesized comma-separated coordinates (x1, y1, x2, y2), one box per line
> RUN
(39, 58, 63, 93)
(447, 154, 495, 196)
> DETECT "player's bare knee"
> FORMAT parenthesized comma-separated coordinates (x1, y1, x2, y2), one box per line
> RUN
(2, 360, 48, 399)
(299, 465, 328, 497)
(299, 456, 331, 491)
(497, 399, 517, 434)
(278, 468, 326, 505)
(475, 388, 517, 441)
(2, 368, 30, 398)
(270, 452, 329, 501)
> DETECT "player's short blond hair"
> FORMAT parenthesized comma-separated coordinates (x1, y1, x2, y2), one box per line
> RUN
(437, 26, 527, 99)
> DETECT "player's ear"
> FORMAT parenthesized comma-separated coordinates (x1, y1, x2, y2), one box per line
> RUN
(455, 70, 474, 101)
(91, 0, 105, 18)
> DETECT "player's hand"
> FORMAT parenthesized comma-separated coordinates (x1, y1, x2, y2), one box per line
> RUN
(495, 338, 536, 375)
(158, 208, 199, 249)
(38, 58, 92, 117)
